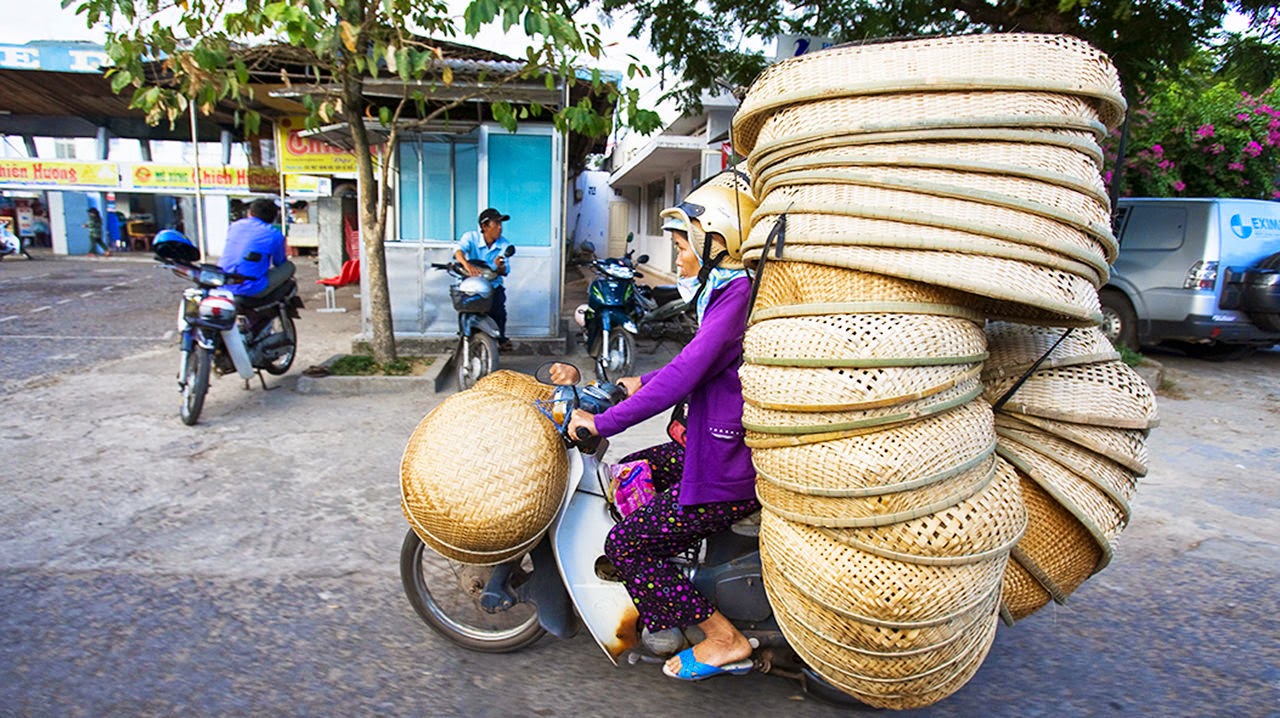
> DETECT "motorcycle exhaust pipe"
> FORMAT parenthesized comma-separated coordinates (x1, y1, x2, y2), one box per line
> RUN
(220, 324, 256, 379)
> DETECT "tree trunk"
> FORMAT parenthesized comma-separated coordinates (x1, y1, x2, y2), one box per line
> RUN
(344, 78, 397, 364)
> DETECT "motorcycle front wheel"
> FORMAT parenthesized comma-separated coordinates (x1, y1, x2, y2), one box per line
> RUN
(261, 312, 297, 375)
(456, 333, 498, 390)
(180, 345, 211, 426)
(596, 330, 635, 382)
(399, 529, 545, 653)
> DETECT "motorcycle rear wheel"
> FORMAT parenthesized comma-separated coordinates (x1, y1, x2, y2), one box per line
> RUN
(180, 346, 211, 426)
(399, 529, 545, 653)
(262, 312, 297, 376)
(456, 333, 498, 390)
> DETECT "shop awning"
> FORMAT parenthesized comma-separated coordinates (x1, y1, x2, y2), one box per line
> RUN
(608, 135, 706, 187)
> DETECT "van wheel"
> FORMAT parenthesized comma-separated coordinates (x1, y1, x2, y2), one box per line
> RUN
(1249, 252, 1280, 333)
(1099, 288, 1138, 351)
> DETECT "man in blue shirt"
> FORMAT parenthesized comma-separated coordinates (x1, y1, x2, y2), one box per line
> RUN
(219, 199, 288, 297)
(454, 207, 513, 350)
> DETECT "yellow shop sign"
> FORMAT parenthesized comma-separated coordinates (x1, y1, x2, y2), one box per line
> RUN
(0, 159, 119, 189)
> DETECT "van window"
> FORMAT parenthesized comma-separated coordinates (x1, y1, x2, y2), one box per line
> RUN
(1120, 206, 1186, 251)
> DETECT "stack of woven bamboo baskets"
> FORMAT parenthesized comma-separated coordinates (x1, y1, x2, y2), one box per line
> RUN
(732, 34, 1153, 708)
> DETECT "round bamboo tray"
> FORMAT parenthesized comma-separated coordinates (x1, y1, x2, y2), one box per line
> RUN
(983, 360, 1160, 430)
(741, 361, 983, 412)
(743, 378, 985, 436)
(996, 422, 1139, 513)
(743, 312, 987, 369)
(982, 323, 1120, 382)
(400, 388, 569, 565)
(999, 411, 1149, 475)
(1004, 469, 1106, 609)
(748, 261, 982, 325)
(1000, 554, 1054, 622)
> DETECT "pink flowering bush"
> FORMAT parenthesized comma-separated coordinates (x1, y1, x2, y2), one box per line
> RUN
(1105, 80, 1280, 200)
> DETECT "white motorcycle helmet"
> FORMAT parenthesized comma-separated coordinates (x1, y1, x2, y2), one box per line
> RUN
(658, 170, 756, 269)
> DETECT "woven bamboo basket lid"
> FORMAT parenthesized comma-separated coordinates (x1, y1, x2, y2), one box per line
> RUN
(733, 34, 1126, 154)
(743, 213, 1107, 286)
(982, 323, 1120, 382)
(983, 360, 1159, 429)
(748, 128, 1105, 178)
(751, 398, 995, 495)
(744, 91, 1109, 161)
(741, 361, 983, 413)
(1000, 411, 1149, 475)
(760, 510, 1008, 625)
(1000, 555, 1054, 623)
(744, 313, 987, 369)
(1004, 470, 1105, 610)
(748, 261, 983, 325)
(750, 243, 1104, 327)
(996, 423, 1139, 514)
(755, 166, 1114, 253)
(744, 378, 984, 436)
(750, 139, 1108, 204)
(400, 388, 569, 565)
(474, 370, 555, 402)
(760, 537, 1003, 651)
(819, 455, 1026, 564)
(751, 180, 1114, 267)
(756, 452, 997, 528)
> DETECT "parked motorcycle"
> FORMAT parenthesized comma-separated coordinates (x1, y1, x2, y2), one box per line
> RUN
(634, 283, 697, 347)
(399, 362, 857, 704)
(433, 244, 516, 390)
(575, 250, 649, 382)
(155, 237, 303, 425)
(0, 229, 32, 261)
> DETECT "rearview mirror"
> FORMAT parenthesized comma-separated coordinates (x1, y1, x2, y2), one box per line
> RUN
(636, 254, 649, 264)
(504, 245, 516, 257)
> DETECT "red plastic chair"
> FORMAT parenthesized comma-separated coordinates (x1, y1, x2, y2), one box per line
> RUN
(316, 258, 360, 312)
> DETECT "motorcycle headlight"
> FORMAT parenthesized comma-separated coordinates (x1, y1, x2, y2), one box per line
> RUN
(622, 320, 638, 333)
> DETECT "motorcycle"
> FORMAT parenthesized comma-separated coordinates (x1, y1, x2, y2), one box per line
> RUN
(433, 244, 516, 390)
(0, 230, 32, 261)
(398, 362, 858, 705)
(156, 241, 303, 425)
(634, 283, 697, 348)
(575, 250, 649, 382)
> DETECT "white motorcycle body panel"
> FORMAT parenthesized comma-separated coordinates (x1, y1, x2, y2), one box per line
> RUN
(220, 324, 255, 379)
(551, 447, 638, 666)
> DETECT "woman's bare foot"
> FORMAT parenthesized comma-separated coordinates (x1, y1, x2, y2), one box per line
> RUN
(664, 611, 752, 674)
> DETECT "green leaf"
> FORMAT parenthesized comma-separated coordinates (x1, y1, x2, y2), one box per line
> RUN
(379, 105, 392, 126)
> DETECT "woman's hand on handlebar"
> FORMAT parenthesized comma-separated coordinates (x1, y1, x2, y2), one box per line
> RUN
(567, 409, 598, 439)
(618, 376, 642, 396)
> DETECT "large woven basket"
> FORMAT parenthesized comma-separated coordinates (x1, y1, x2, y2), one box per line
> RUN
(743, 213, 1108, 286)
(743, 313, 987, 369)
(748, 262, 982, 325)
(750, 180, 1114, 266)
(747, 243, 1104, 327)
(750, 398, 996, 494)
(748, 128, 1104, 178)
(400, 388, 569, 565)
(474, 370, 555, 402)
(743, 379, 985, 436)
(741, 362, 984, 412)
(756, 452, 997, 528)
(999, 411, 1149, 475)
(754, 166, 1114, 251)
(983, 360, 1159, 429)
(1003, 470, 1105, 613)
(982, 323, 1120, 382)
(750, 140, 1108, 205)
(760, 510, 1008, 625)
(997, 423, 1139, 514)
(1000, 555, 1054, 623)
(733, 34, 1126, 154)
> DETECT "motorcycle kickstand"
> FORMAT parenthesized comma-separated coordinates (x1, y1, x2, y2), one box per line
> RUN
(252, 370, 277, 391)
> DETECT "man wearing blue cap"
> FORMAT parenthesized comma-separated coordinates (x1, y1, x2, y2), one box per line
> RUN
(453, 207, 513, 350)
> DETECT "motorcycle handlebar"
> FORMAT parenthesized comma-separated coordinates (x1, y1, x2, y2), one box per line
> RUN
(574, 426, 602, 455)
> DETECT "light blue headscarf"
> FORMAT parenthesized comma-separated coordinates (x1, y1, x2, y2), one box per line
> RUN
(695, 266, 749, 323)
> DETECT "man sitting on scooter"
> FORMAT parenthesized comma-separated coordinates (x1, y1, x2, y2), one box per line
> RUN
(566, 174, 760, 682)
(219, 199, 289, 298)
(454, 207, 514, 351)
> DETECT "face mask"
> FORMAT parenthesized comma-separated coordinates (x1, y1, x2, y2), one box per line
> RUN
(676, 274, 701, 304)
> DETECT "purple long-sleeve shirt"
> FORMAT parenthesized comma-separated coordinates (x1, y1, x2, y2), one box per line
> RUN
(594, 277, 755, 506)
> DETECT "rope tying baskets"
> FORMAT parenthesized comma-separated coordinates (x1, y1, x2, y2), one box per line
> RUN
(400, 388, 568, 565)
(733, 33, 1126, 154)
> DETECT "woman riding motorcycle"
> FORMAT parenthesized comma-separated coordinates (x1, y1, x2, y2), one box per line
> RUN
(566, 175, 760, 681)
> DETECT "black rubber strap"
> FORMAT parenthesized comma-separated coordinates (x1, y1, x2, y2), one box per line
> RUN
(992, 327, 1075, 412)
(748, 213, 787, 314)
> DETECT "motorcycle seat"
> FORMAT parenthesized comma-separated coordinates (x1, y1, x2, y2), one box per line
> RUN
(648, 285, 681, 305)
(238, 262, 297, 309)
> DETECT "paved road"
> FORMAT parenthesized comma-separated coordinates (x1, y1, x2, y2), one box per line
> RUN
(0, 253, 1277, 716)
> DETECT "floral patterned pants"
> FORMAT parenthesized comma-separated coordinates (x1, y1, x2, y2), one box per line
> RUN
(603, 441, 760, 632)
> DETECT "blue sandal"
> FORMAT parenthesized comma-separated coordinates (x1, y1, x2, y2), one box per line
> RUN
(662, 647, 753, 681)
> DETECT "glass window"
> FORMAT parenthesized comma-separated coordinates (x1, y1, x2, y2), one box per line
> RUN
(421, 142, 452, 240)
(646, 179, 665, 235)
(397, 142, 421, 240)
(454, 141, 478, 238)
(1121, 206, 1186, 251)
(397, 136, 479, 241)
(487, 133, 552, 247)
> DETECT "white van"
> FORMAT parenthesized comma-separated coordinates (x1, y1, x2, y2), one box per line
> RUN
(1103, 198, 1280, 359)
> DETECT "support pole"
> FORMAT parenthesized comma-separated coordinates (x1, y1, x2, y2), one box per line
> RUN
(189, 103, 208, 260)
